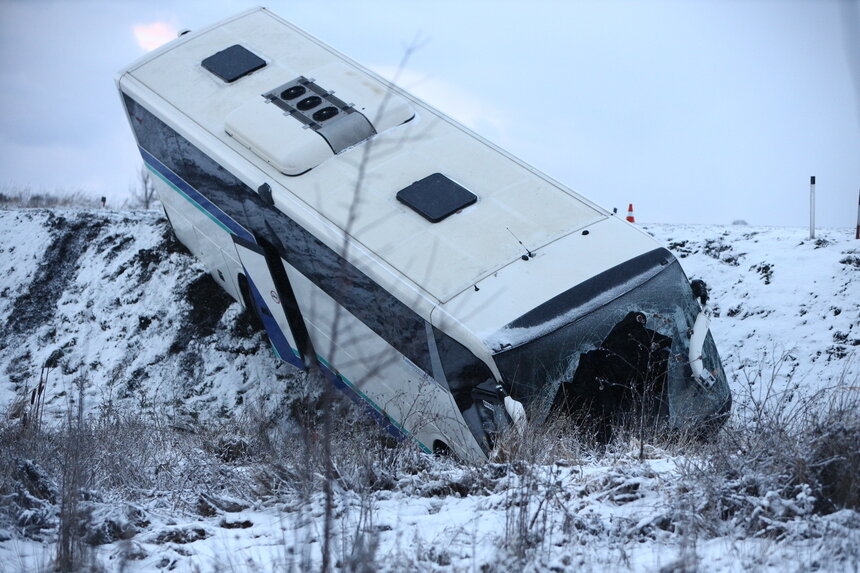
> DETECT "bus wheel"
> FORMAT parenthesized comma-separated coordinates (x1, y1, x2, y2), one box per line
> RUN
(433, 440, 451, 456)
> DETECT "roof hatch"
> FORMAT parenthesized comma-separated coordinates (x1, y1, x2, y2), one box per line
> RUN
(396, 173, 477, 223)
(201, 44, 266, 83)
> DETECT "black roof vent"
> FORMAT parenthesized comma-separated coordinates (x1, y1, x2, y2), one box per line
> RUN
(202, 45, 266, 83)
(281, 85, 306, 100)
(313, 106, 339, 121)
(396, 173, 477, 223)
(297, 96, 322, 111)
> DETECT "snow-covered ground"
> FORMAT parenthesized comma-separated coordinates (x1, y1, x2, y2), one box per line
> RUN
(646, 223, 858, 402)
(0, 208, 857, 572)
(0, 209, 291, 427)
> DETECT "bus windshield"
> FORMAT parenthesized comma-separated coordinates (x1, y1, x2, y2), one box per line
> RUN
(492, 252, 730, 433)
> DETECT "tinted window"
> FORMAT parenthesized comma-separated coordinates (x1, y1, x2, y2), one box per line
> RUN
(493, 260, 730, 427)
(433, 328, 508, 453)
(434, 328, 494, 409)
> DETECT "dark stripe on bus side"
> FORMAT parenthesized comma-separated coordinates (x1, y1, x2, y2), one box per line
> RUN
(141, 147, 254, 243)
(123, 94, 433, 376)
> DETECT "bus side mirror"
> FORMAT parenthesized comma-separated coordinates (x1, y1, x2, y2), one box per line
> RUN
(691, 279, 709, 307)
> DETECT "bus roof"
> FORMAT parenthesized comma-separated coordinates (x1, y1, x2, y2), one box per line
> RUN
(121, 8, 662, 354)
(124, 9, 619, 296)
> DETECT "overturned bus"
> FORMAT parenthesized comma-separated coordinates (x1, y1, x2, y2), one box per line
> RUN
(116, 7, 731, 462)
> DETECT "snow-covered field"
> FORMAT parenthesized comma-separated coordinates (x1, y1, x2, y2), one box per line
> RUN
(647, 222, 858, 403)
(0, 208, 857, 572)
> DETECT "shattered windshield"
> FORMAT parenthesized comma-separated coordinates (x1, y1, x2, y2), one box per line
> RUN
(492, 250, 729, 430)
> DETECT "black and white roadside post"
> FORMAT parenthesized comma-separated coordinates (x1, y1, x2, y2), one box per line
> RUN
(809, 176, 816, 240)
(855, 188, 859, 240)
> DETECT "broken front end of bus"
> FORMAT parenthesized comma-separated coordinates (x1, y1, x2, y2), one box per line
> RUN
(467, 248, 731, 448)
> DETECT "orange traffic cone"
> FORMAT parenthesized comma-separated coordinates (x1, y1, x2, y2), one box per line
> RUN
(626, 203, 636, 223)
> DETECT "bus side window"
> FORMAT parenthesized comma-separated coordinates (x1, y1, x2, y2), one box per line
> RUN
(433, 328, 494, 411)
(433, 328, 508, 453)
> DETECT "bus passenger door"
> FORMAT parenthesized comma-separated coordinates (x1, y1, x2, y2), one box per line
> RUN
(232, 236, 308, 370)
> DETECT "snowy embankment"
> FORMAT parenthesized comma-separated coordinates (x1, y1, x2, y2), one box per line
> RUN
(0, 208, 857, 572)
(0, 209, 290, 427)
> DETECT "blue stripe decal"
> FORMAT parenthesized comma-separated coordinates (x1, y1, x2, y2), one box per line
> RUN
(315, 355, 432, 454)
(139, 146, 254, 243)
(246, 274, 305, 370)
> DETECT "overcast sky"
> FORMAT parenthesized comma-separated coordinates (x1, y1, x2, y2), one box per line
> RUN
(1, 0, 858, 227)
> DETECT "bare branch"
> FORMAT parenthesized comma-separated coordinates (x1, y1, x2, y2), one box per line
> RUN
(129, 164, 159, 210)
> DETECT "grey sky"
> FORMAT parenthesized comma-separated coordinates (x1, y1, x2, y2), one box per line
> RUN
(0, 0, 857, 227)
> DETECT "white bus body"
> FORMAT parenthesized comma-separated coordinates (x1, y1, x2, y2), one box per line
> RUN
(117, 8, 730, 462)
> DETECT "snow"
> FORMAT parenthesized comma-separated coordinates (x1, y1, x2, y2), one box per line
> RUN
(0, 209, 295, 427)
(0, 209, 857, 571)
(645, 223, 859, 405)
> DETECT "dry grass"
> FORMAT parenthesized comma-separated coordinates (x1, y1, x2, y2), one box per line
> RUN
(1, 345, 857, 571)
(0, 186, 101, 209)
(677, 359, 860, 542)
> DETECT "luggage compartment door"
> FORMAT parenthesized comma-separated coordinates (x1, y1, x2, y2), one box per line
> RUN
(233, 236, 307, 370)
